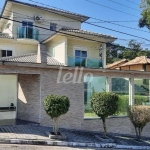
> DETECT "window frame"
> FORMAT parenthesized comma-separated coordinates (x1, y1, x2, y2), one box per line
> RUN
(50, 23, 57, 31)
(1, 50, 13, 57)
(74, 49, 88, 67)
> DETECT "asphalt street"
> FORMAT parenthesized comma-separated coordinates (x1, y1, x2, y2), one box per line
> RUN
(0, 144, 126, 150)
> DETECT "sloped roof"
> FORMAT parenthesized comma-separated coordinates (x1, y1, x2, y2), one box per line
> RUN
(106, 59, 128, 69)
(47, 55, 65, 66)
(0, 53, 37, 63)
(3, 0, 89, 22)
(120, 56, 150, 67)
(43, 28, 117, 43)
(0, 53, 65, 66)
(61, 29, 117, 39)
(0, 33, 13, 39)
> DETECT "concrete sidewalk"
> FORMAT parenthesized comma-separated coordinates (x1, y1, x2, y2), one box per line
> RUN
(0, 125, 149, 149)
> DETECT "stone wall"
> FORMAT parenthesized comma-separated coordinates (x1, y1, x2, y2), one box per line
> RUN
(40, 69, 84, 129)
(17, 74, 41, 123)
(82, 117, 150, 137)
(1, 65, 150, 137)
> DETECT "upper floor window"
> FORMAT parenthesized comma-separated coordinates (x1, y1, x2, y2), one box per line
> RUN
(22, 21, 33, 39)
(75, 50, 87, 67)
(50, 23, 57, 31)
(1, 50, 12, 57)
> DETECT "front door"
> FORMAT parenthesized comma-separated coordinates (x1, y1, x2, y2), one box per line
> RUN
(22, 21, 33, 39)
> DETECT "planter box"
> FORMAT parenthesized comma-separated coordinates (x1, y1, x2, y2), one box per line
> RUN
(46, 131, 67, 140)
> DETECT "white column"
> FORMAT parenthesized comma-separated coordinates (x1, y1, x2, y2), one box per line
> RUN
(106, 77, 112, 92)
(64, 37, 68, 66)
(102, 44, 106, 69)
(129, 78, 134, 106)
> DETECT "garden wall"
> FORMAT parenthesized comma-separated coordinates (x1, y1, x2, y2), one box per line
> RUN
(82, 117, 150, 137)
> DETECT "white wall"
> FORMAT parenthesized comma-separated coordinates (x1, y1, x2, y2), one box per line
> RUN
(2, 12, 13, 37)
(67, 38, 100, 59)
(12, 4, 81, 42)
(0, 112, 16, 120)
(0, 40, 38, 57)
(46, 35, 67, 64)
(0, 75, 17, 108)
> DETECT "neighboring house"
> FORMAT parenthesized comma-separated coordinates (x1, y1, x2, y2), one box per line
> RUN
(119, 56, 150, 71)
(107, 56, 150, 71)
(0, 0, 149, 136)
(106, 59, 128, 70)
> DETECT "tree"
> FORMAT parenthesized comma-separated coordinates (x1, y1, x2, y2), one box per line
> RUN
(139, 0, 150, 29)
(122, 40, 144, 60)
(128, 105, 150, 141)
(91, 92, 119, 137)
(106, 40, 150, 65)
(43, 95, 70, 135)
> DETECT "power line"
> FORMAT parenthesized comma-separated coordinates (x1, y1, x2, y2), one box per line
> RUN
(89, 18, 150, 33)
(2, 16, 146, 52)
(85, 22, 150, 42)
(89, 20, 138, 23)
(1, 9, 143, 41)
(10, 12, 148, 34)
(108, 0, 140, 12)
(85, 0, 140, 18)
(126, 0, 139, 5)
(1, 16, 109, 44)
(25, 0, 150, 41)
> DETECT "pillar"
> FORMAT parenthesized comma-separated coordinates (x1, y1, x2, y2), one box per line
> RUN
(102, 44, 106, 69)
(129, 77, 134, 106)
(106, 77, 112, 92)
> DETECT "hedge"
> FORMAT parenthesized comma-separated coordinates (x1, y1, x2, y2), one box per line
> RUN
(85, 95, 150, 116)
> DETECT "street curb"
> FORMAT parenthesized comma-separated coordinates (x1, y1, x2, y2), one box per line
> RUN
(0, 139, 150, 149)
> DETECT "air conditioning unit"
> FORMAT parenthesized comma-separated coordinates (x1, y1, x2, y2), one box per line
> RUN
(34, 16, 42, 22)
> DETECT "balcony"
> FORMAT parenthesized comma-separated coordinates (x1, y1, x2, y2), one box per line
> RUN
(17, 27, 39, 40)
(68, 56, 103, 68)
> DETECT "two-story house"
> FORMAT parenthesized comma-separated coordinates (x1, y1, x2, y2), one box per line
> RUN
(0, 0, 149, 136)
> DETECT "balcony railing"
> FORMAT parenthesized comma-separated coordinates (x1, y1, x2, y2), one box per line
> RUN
(17, 27, 39, 40)
(68, 56, 103, 68)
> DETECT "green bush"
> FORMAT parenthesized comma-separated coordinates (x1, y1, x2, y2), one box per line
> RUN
(134, 95, 149, 105)
(115, 95, 149, 116)
(115, 95, 129, 115)
(128, 105, 150, 141)
(43, 95, 70, 134)
(91, 92, 119, 137)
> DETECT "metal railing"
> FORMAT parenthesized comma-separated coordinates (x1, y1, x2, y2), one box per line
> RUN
(17, 27, 39, 40)
(67, 56, 103, 68)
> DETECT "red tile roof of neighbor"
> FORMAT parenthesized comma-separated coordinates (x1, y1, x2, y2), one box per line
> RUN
(120, 56, 150, 67)
(106, 59, 128, 69)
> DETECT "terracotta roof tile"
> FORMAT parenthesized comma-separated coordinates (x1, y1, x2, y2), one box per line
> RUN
(106, 59, 128, 69)
(120, 56, 150, 67)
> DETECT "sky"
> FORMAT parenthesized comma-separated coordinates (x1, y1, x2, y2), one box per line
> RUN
(0, 0, 149, 48)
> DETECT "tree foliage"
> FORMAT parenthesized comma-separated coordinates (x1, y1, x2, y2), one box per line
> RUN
(44, 95, 70, 119)
(139, 0, 150, 29)
(91, 92, 119, 137)
(106, 40, 150, 64)
(43, 95, 70, 134)
(128, 105, 150, 141)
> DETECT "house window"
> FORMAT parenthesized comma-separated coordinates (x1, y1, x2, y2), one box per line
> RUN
(75, 50, 87, 67)
(50, 23, 57, 31)
(1, 50, 12, 57)
(22, 21, 33, 39)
